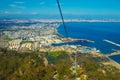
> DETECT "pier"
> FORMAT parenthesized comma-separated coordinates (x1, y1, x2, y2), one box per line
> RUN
(104, 39, 120, 47)
(72, 39, 94, 43)
(104, 52, 120, 57)
(103, 51, 120, 69)
(103, 39, 120, 57)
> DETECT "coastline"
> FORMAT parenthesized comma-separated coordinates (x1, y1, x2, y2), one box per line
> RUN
(103, 56, 120, 70)
(55, 23, 95, 43)
(55, 24, 64, 38)
(55, 22, 120, 68)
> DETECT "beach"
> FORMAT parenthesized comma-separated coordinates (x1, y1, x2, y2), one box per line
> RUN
(103, 56, 120, 69)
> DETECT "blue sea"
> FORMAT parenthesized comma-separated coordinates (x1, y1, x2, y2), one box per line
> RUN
(109, 54, 120, 64)
(56, 22, 120, 54)
(56, 22, 120, 64)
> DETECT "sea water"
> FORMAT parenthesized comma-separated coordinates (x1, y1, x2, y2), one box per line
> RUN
(56, 22, 120, 54)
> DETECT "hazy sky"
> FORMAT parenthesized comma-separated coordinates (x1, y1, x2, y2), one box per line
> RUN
(0, 0, 120, 19)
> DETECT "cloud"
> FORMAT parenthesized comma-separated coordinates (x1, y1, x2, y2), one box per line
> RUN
(4, 11, 22, 14)
(15, 12, 22, 14)
(14, 1, 25, 4)
(9, 4, 16, 7)
(4, 11, 10, 14)
(40, 1, 45, 5)
(31, 12, 39, 15)
(16, 6, 26, 9)
(9, 1, 25, 9)
(9, 4, 26, 9)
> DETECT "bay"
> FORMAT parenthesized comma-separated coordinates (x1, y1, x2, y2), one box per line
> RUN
(57, 22, 120, 54)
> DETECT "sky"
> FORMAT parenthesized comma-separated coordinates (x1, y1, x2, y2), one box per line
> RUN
(0, 0, 120, 19)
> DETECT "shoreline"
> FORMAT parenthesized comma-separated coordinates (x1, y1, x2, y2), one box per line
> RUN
(55, 23, 64, 38)
(55, 22, 120, 68)
(2, 19, 120, 23)
(55, 23, 95, 43)
(103, 56, 120, 70)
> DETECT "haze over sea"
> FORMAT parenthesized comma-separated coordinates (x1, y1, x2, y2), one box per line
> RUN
(57, 22, 120, 54)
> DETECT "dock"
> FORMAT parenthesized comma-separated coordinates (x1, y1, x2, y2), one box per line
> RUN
(104, 39, 120, 47)
(104, 52, 120, 57)
(74, 39, 94, 43)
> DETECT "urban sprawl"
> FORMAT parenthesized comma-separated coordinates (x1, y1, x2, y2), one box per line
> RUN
(0, 20, 100, 55)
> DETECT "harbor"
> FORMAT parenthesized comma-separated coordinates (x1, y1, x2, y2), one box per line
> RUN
(104, 39, 120, 47)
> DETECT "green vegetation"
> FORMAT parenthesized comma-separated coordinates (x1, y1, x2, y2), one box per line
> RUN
(76, 53, 120, 80)
(0, 47, 120, 80)
(21, 41, 33, 44)
(48, 51, 67, 57)
(0, 48, 73, 80)
(47, 51, 71, 64)
(4, 37, 13, 41)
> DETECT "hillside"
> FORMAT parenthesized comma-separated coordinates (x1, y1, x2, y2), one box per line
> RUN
(0, 48, 120, 80)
